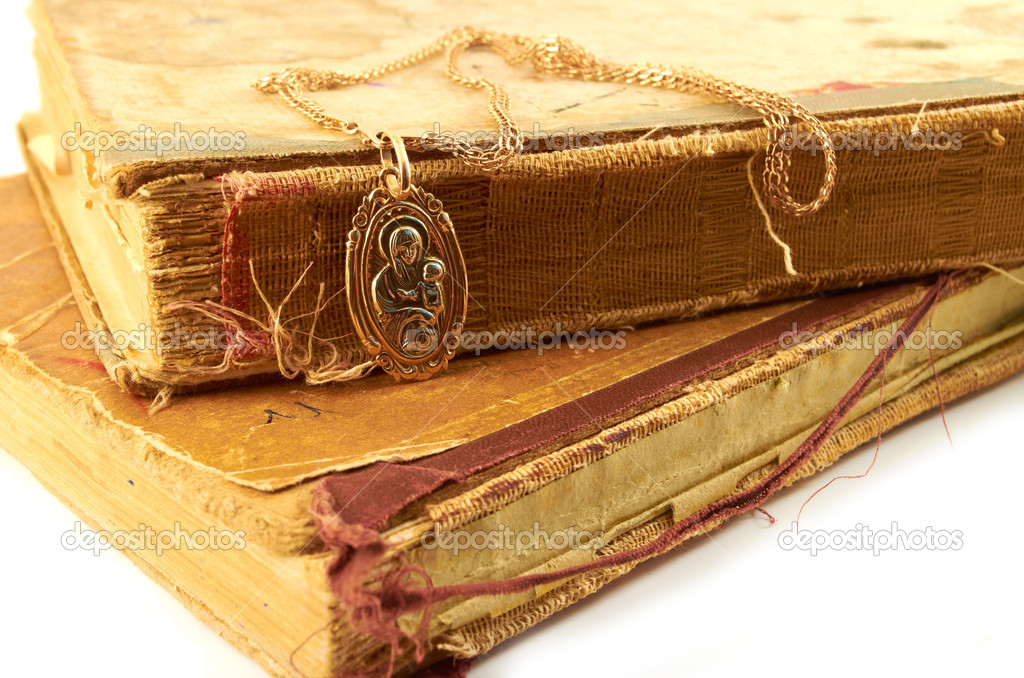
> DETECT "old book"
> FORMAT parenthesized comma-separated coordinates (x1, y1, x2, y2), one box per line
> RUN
(21, 0, 1024, 391)
(2, 171, 1024, 676)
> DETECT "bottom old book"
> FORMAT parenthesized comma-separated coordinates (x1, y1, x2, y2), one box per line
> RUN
(1, 171, 1023, 676)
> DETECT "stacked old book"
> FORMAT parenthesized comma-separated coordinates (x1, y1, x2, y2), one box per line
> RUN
(3, 0, 1023, 676)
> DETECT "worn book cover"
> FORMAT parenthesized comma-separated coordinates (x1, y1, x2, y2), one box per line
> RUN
(22, 0, 1024, 391)
(3, 173, 1024, 675)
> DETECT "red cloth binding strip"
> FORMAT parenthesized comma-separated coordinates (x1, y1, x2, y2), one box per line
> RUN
(314, 281, 915, 540)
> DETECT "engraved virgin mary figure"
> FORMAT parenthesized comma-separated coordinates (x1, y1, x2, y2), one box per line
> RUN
(371, 215, 446, 359)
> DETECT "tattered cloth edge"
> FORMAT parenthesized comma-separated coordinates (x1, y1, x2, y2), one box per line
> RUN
(434, 328, 1024, 663)
(303, 273, 991, 676)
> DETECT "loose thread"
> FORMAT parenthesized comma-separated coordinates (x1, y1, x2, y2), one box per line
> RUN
(147, 386, 175, 415)
(910, 102, 928, 134)
(796, 354, 887, 527)
(167, 260, 376, 385)
(959, 128, 1007, 147)
(746, 155, 798, 275)
(978, 262, 1024, 286)
(983, 128, 1006, 146)
(636, 125, 664, 142)
(755, 507, 776, 524)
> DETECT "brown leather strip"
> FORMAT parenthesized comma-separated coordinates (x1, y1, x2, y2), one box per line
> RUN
(319, 282, 915, 531)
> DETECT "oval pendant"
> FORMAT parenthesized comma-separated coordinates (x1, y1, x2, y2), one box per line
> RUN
(346, 183, 468, 381)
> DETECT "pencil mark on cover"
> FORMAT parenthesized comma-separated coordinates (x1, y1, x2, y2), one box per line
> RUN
(551, 87, 627, 114)
(262, 401, 341, 424)
(263, 409, 297, 424)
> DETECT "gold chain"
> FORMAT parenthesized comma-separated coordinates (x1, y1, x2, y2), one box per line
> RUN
(255, 27, 837, 216)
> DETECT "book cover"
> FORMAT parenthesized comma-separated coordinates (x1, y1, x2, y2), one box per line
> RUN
(23, 0, 1024, 389)
(3, 173, 1024, 675)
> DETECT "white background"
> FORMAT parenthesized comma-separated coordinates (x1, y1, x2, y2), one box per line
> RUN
(0, 3, 1021, 676)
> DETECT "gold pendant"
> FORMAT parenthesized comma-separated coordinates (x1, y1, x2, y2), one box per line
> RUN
(345, 132, 467, 381)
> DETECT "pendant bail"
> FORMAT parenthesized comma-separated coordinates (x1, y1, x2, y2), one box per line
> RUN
(379, 130, 412, 200)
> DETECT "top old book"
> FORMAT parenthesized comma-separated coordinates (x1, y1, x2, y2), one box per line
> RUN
(23, 0, 1024, 392)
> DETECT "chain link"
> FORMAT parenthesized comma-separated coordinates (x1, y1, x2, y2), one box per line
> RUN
(255, 27, 837, 216)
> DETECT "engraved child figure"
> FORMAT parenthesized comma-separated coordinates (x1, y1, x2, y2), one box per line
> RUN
(419, 260, 445, 312)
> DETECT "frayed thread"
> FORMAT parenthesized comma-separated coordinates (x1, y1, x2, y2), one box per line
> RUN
(978, 262, 1024, 286)
(167, 260, 375, 385)
(289, 486, 435, 678)
(746, 155, 798, 275)
(147, 386, 175, 415)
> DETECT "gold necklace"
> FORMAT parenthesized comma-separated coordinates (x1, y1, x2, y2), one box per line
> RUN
(255, 27, 837, 381)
